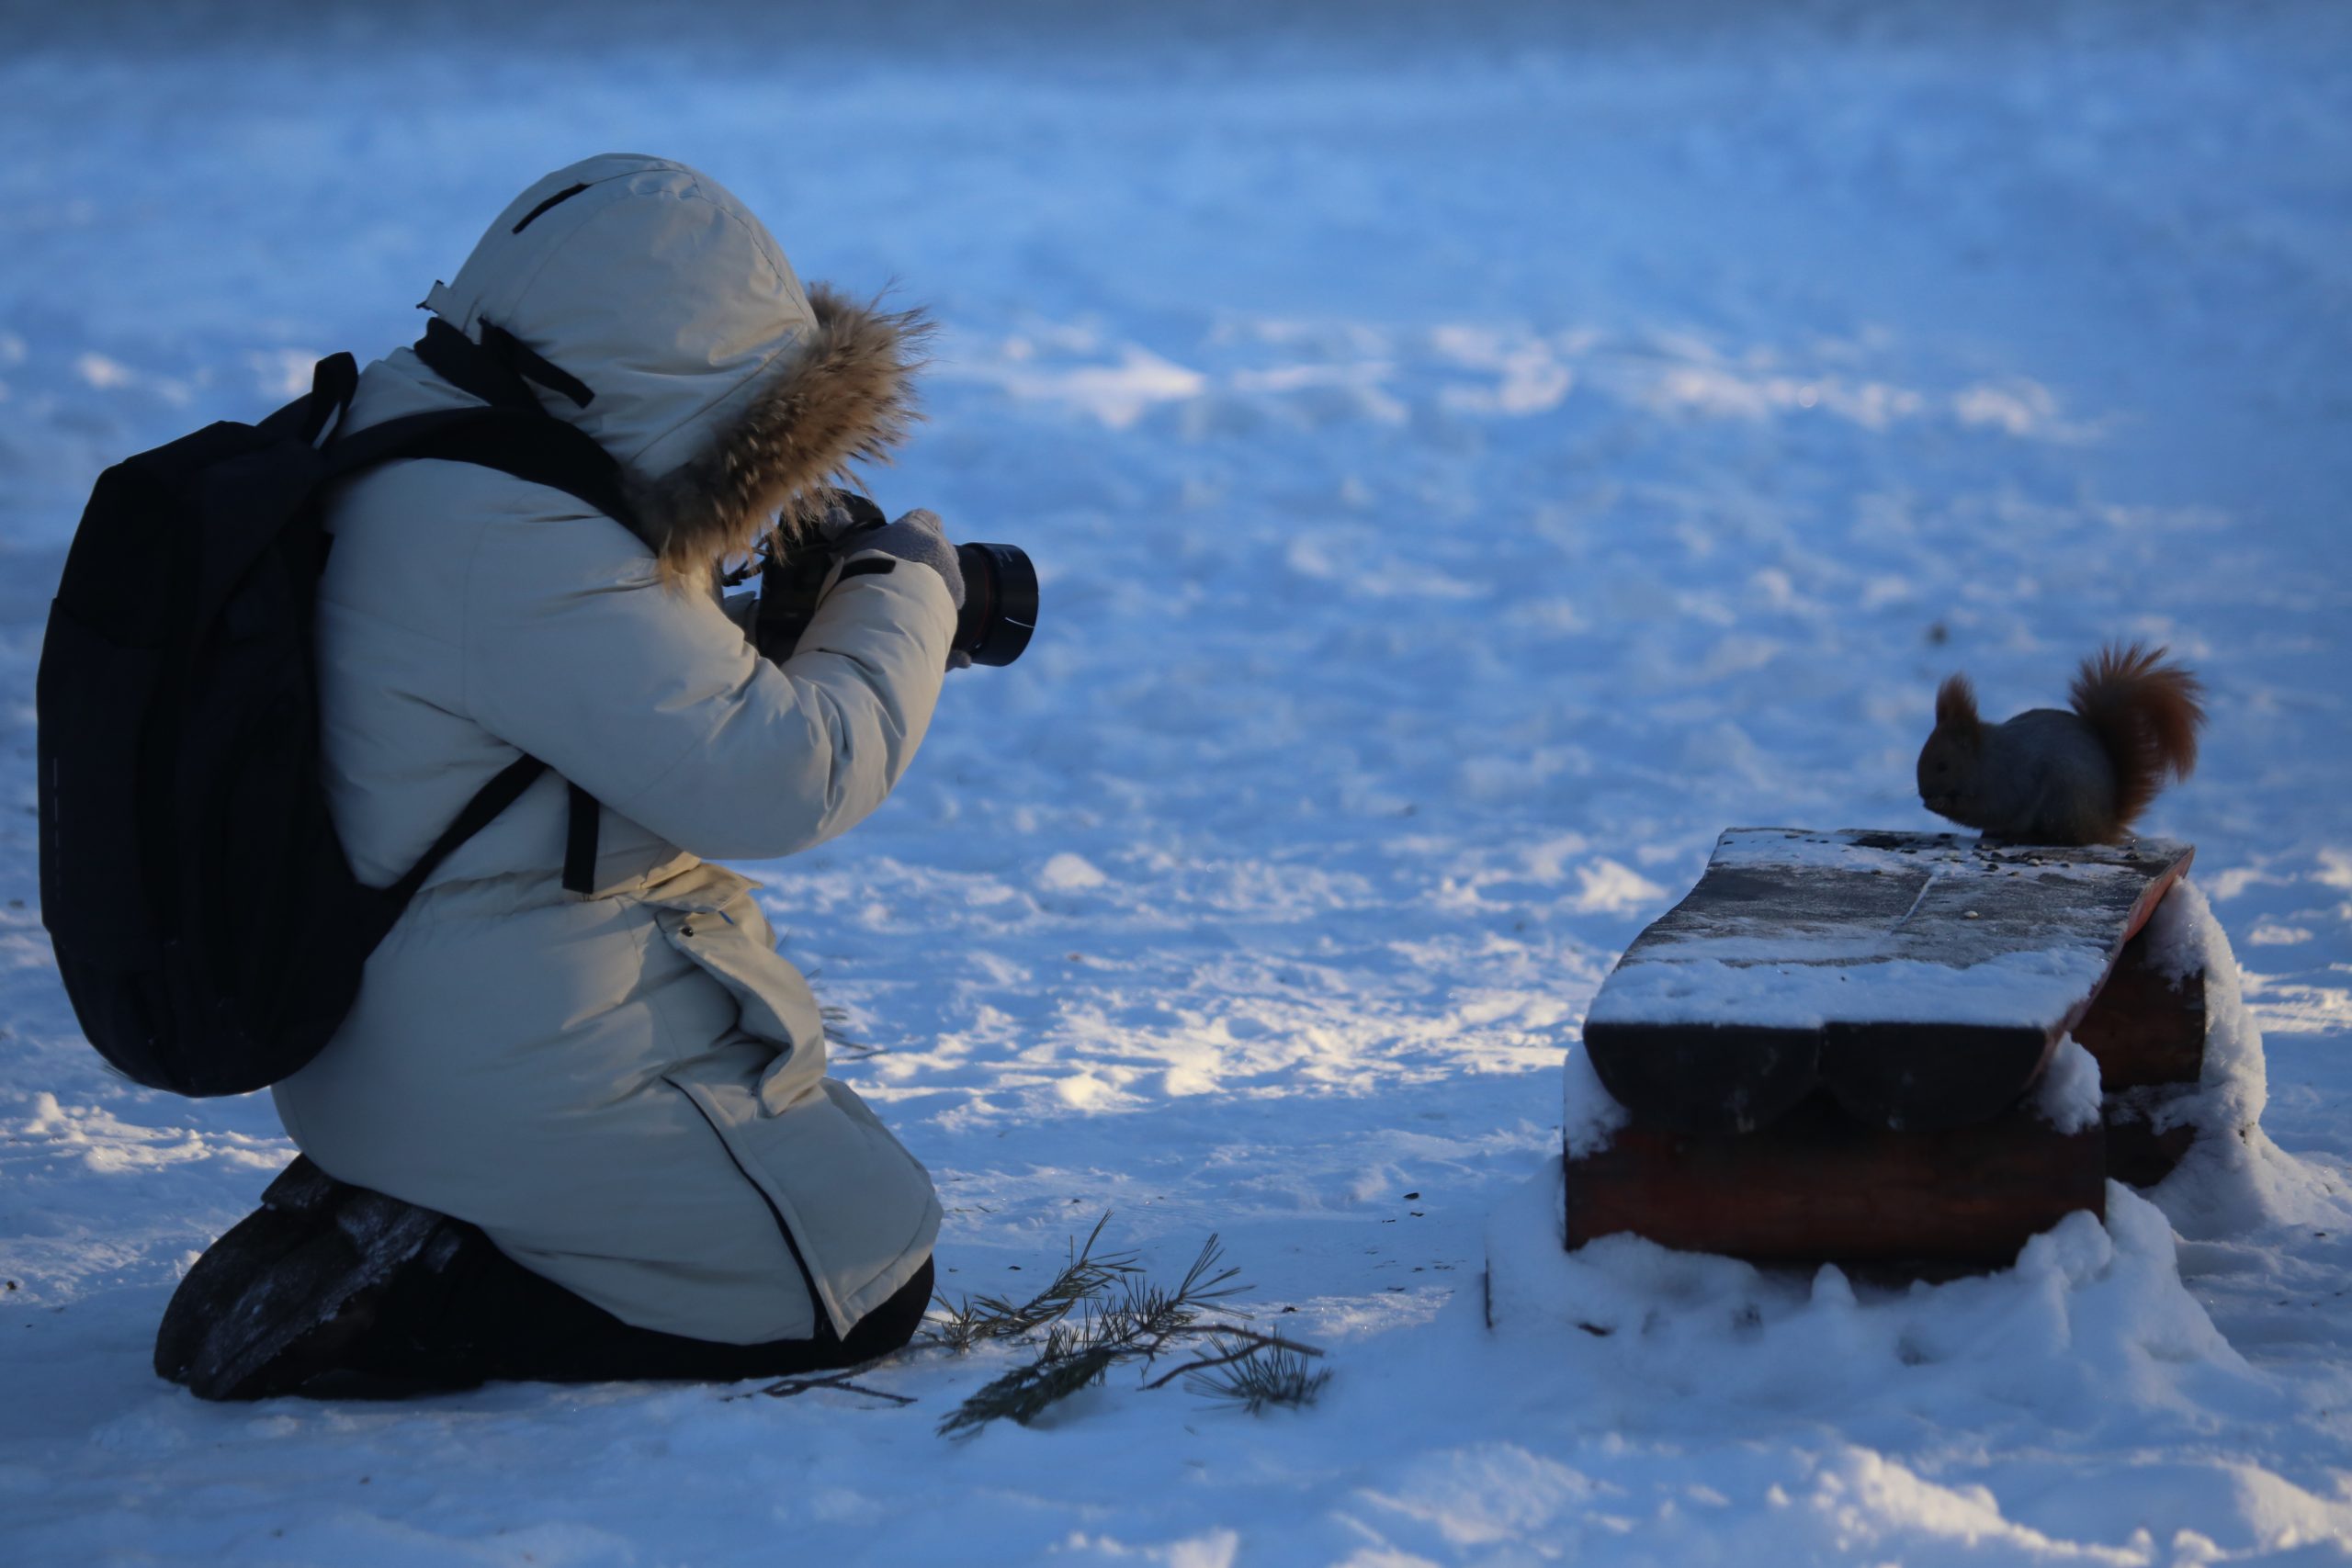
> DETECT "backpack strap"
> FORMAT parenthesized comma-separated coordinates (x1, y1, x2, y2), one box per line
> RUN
(374, 753, 549, 936)
(322, 398, 628, 906)
(324, 408, 637, 535)
(415, 315, 595, 412)
(562, 782, 601, 895)
(413, 317, 537, 412)
(301, 353, 361, 446)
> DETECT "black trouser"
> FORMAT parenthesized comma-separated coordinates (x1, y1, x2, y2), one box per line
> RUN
(347, 1220, 933, 1388)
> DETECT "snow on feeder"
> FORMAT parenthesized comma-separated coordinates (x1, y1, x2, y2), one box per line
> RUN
(1560, 829, 2209, 1271)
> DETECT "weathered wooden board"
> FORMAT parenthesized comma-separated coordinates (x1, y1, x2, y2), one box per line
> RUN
(1564, 1090, 2107, 1266)
(2074, 927, 2206, 1091)
(1585, 829, 2193, 1134)
(2077, 923, 2209, 1187)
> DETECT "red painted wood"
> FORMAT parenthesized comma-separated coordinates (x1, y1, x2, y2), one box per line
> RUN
(1564, 1092, 2106, 1266)
(2074, 927, 2207, 1091)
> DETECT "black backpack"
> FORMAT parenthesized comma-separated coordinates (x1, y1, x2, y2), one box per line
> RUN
(39, 334, 628, 1097)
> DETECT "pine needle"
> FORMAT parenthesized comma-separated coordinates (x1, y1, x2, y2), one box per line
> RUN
(756, 1371, 917, 1406)
(934, 1224, 1327, 1436)
(1182, 1337, 1331, 1413)
(936, 1330, 1123, 1435)
(928, 1213, 1139, 1353)
(821, 1003, 886, 1058)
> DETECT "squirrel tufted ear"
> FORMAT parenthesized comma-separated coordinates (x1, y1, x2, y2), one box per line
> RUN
(1935, 673, 1981, 738)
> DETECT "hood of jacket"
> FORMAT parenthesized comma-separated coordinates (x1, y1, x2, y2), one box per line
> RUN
(419, 153, 927, 582)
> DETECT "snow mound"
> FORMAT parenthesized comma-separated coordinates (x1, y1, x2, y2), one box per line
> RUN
(2130, 879, 2343, 1240)
(1486, 1160, 2262, 1430)
(2033, 1034, 2103, 1134)
(1560, 1038, 1630, 1157)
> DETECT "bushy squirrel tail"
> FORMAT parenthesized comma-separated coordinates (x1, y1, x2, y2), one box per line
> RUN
(2069, 642, 2206, 833)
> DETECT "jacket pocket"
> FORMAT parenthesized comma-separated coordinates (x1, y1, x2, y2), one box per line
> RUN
(639, 863, 826, 1114)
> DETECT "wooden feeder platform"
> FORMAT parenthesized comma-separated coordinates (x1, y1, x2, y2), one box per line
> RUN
(1566, 829, 2205, 1269)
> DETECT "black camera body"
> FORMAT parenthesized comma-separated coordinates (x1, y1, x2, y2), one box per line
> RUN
(752, 494, 1035, 669)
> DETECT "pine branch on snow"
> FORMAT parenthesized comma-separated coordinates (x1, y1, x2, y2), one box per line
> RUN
(934, 1224, 1329, 1436)
(928, 1213, 1140, 1352)
(1179, 1337, 1332, 1413)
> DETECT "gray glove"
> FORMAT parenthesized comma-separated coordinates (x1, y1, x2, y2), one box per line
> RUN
(844, 507, 964, 611)
(811, 491, 884, 547)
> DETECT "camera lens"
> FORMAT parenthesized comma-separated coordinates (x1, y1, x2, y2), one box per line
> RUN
(954, 542, 1037, 667)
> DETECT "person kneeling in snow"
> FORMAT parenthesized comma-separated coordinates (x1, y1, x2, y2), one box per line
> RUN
(159, 156, 957, 1399)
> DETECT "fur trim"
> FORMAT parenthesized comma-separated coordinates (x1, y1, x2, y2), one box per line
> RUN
(625, 286, 932, 585)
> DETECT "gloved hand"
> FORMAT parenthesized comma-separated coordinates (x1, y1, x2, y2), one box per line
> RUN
(811, 491, 887, 547)
(846, 507, 965, 611)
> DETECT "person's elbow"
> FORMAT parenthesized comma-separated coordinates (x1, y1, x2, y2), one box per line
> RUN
(659, 685, 924, 861)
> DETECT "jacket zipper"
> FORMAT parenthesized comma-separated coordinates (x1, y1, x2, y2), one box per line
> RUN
(672, 1087, 839, 1348)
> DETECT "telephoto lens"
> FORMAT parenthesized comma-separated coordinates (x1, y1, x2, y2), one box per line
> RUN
(954, 542, 1037, 666)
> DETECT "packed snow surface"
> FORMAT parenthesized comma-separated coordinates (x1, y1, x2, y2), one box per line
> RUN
(1587, 945, 2118, 1031)
(5, 2, 2352, 1563)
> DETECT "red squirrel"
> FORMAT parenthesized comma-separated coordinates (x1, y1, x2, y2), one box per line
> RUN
(1916, 643, 2206, 845)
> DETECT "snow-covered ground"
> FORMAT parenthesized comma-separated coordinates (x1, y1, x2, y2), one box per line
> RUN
(5, 2, 2351, 1562)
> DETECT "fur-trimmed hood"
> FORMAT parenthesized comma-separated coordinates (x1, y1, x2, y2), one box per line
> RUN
(416, 154, 928, 583)
(618, 283, 928, 581)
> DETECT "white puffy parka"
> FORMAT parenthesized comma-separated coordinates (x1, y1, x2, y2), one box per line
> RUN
(271, 155, 950, 1344)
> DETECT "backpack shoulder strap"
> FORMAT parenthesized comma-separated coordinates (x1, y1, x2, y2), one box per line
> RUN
(322, 406, 628, 903)
(379, 754, 548, 918)
(325, 408, 639, 536)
